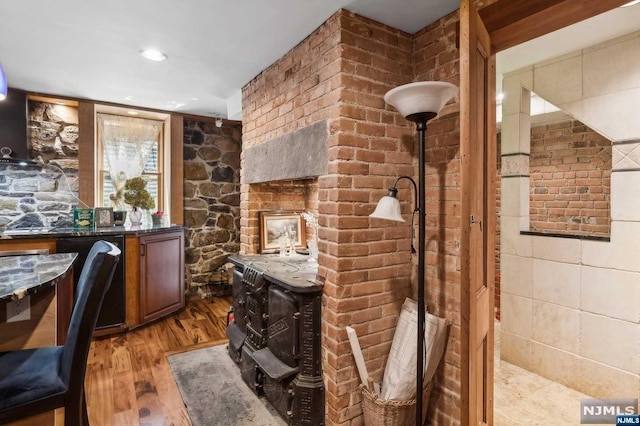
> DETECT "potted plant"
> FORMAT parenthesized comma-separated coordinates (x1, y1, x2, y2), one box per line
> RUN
(123, 177, 155, 225)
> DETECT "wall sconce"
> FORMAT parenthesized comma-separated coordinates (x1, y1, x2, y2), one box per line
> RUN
(215, 117, 223, 128)
(371, 81, 457, 426)
(0, 62, 7, 101)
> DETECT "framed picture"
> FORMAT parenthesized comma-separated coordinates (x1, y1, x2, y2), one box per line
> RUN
(94, 207, 114, 227)
(259, 211, 306, 253)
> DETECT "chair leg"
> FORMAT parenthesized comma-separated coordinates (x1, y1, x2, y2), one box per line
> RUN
(82, 393, 89, 426)
(64, 392, 86, 426)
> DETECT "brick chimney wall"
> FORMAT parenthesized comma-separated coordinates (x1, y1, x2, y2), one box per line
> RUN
(411, 14, 464, 425)
(241, 6, 474, 425)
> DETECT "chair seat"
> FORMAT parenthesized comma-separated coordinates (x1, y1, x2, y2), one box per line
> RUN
(0, 346, 66, 411)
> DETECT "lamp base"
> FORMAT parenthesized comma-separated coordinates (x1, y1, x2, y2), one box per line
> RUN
(406, 112, 437, 124)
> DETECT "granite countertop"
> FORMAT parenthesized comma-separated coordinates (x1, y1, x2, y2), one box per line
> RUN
(0, 224, 184, 240)
(0, 253, 77, 302)
(229, 254, 323, 293)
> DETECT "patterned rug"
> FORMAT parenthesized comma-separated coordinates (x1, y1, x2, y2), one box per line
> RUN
(167, 344, 287, 426)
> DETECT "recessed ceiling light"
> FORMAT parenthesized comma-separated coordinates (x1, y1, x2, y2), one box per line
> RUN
(139, 49, 168, 62)
(191, 97, 199, 101)
(127, 111, 139, 115)
(621, 0, 640, 6)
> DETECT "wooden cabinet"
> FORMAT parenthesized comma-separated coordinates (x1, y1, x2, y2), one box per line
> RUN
(138, 230, 185, 324)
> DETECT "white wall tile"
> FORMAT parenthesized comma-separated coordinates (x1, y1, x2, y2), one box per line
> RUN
(500, 216, 533, 257)
(501, 331, 531, 370)
(612, 171, 640, 220)
(532, 301, 580, 354)
(501, 177, 529, 217)
(583, 88, 640, 142)
(581, 224, 640, 272)
(532, 259, 581, 308)
(578, 358, 640, 400)
(501, 293, 532, 337)
(530, 341, 580, 389)
(583, 36, 640, 98)
(501, 254, 532, 297)
(500, 113, 531, 155)
(581, 313, 639, 374)
(533, 56, 583, 106)
(532, 236, 581, 263)
(502, 69, 533, 115)
(581, 266, 640, 323)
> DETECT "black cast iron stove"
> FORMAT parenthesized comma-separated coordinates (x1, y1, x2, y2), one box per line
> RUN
(226, 255, 324, 426)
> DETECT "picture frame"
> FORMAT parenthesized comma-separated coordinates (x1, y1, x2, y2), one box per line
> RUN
(94, 207, 114, 227)
(259, 210, 306, 253)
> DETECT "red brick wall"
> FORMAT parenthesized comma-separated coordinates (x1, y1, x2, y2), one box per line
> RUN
(241, 7, 468, 425)
(412, 12, 463, 425)
(529, 120, 611, 236)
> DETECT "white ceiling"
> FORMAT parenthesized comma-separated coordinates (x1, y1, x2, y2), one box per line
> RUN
(1, 1, 638, 120)
(0, 0, 458, 119)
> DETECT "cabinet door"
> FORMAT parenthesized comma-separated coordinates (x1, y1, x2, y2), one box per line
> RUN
(139, 231, 185, 323)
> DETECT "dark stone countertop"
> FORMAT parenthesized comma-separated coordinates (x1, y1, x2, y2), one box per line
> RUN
(228, 254, 322, 293)
(0, 253, 77, 302)
(0, 224, 184, 240)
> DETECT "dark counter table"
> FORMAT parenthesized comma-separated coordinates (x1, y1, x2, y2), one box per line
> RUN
(0, 224, 184, 240)
(0, 252, 77, 302)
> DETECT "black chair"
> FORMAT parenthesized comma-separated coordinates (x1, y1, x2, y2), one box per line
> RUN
(0, 240, 121, 425)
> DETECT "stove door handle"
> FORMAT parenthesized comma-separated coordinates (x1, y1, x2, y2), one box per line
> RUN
(293, 312, 301, 358)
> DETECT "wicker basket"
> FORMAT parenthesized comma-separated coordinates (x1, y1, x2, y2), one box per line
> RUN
(360, 382, 433, 426)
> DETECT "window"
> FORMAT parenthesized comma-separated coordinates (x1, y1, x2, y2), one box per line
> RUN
(96, 112, 165, 212)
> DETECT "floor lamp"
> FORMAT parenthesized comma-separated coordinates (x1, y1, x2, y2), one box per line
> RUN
(370, 81, 457, 426)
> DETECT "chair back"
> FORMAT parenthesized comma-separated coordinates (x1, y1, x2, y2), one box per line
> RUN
(59, 240, 121, 392)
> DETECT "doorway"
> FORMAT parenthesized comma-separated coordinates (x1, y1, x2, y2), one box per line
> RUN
(493, 4, 640, 424)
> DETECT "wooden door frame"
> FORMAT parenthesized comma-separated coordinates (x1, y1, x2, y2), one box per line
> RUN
(459, 0, 630, 424)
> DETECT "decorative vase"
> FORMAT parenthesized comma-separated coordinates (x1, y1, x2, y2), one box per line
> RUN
(129, 207, 143, 225)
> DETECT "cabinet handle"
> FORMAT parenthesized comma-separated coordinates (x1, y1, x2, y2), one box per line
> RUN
(141, 244, 146, 256)
(293, 312, 300, 358)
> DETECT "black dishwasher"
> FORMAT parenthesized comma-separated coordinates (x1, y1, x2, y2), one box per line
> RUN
(56, 235, 126, 330)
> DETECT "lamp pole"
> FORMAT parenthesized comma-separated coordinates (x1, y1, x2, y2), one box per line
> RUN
(407, 111, 436, 426)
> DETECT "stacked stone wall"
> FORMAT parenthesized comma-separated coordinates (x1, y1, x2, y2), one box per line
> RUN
(183, 119, 242, 298)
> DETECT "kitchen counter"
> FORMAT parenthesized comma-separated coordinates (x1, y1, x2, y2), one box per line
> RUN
(0, 224, 184, 240)
(0, 252, 77, 302)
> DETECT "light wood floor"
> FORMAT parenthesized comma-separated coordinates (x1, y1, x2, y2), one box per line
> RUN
(85, 296, 232, 426)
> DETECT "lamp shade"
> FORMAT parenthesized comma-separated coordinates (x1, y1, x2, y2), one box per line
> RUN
(370, 195, 405, 222)
(384, 81, 458, 118)
(0, 62, 7, 101)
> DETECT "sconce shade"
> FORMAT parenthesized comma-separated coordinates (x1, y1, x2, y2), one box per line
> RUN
(370, 195, 405, 222)
(384, 81, 458, 118)
(0, 62, 7, 101)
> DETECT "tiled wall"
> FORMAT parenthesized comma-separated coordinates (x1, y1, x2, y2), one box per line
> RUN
(500, 31, 640, 399)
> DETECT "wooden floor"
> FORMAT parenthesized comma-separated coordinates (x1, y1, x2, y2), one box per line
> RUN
(85, 296, 232, 426)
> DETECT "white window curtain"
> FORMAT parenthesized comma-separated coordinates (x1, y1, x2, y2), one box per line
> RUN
(97, 113, 162, 210)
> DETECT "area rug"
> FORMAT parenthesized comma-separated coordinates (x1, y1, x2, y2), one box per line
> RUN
(167, 344, 287, 426)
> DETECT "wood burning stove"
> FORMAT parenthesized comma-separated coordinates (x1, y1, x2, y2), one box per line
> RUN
(227, 255, 324, 426)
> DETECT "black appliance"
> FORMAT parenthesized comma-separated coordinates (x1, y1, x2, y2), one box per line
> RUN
(227, 256, 324, 426)
(56, 235, 126, 329)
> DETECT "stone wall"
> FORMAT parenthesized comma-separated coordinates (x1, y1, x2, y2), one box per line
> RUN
(0, 162, 76, 229)
(183, 119, 242, 298)
(28, 101, 79, 179)
(0, 101, 80, 229)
